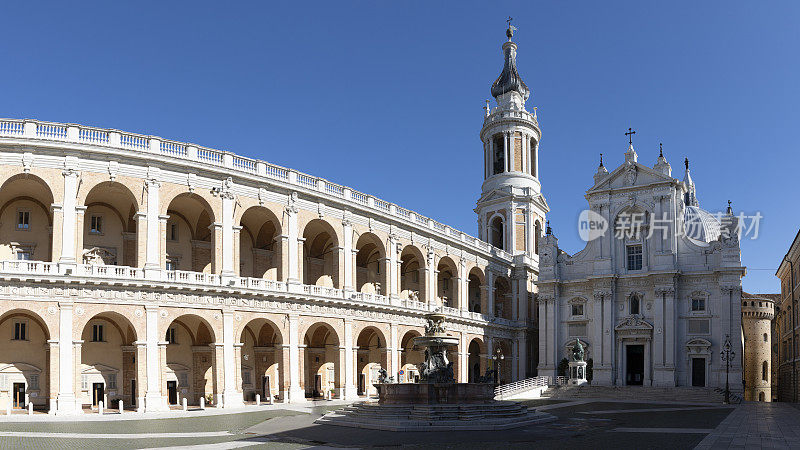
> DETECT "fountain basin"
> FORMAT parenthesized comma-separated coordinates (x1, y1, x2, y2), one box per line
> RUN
(374, 382, 495, 404)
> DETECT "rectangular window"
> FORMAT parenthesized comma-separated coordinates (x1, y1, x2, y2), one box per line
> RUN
(166, 327, 176, 344)
(90, 215, 103, 234)
(92, 324, 104, 342)
(108, 373, 117, 390)
(81, 375, 88, 390)
(571, 304, 584, 317)
(442, 278, 450, 291)
(16, 249, 32, 261)
(242, 371, 251, 386)
(412, 271, 419, 283)
(16, 210, 30, 231)
(626, 244, 643, 271)
(178, 372, 188, 387)
(691, 298, 706, 312)
(165, 259, 177, 271)
(29, 374, 38, 390)
(168, 223, 178, 241)
(13, 321, 26, 341)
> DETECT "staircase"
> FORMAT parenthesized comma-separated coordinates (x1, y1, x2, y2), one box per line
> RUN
(494, 376, 551, 400)
(543, 385, 742, 404)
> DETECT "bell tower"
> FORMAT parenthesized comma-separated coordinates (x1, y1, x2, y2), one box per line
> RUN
(476, 22, 548, 257)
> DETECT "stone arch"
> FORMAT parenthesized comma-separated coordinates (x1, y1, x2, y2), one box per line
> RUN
(0, 173, 56, 262)
(354, 232, 386, 294)
(81, 181, 140, 267)
(238, 318, 283, 403)
(467, 266, 486, 314)
(399, 329, 423, 383)
(494, 338, 513, 384)
(302, 219, 340, 288)
(399, 245, 426, 302)
(494, 276, 512, 319)
(436, 256, 459, 307)
(163, 313, 218, 406)
(489, 214, 505, 249)
(0, 308, 52, 410)
(468, 337, 486, 383)
(165, 193, 217, 273)
(239, 206, 282, 280)
(355, 326, 387, 397)
(79, 311, 139, 409)
(302, 321, 341, 398)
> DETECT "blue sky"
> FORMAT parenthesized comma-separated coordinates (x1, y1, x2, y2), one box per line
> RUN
(1, 1, 796, 293)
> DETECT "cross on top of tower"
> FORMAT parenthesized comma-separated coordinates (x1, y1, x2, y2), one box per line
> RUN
(625, 127, 636, 145)
(505, 16, 517, 40)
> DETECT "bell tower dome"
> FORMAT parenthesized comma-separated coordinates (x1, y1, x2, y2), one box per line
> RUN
(476, 22, 548, 257)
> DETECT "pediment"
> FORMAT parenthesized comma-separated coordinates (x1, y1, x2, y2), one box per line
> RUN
(589, 160, 674, 193)
(614, 316, 653, 333)
(0, 362, 41, 373)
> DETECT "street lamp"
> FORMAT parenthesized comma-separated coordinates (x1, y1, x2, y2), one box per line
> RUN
(720, 334, 735, 404)
(492, 348, 505, 384)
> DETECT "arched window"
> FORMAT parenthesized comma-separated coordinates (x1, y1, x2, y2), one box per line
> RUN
(630, 295, 640, 315)
(534, 220, 541, 255)
(759, 392, 765, 402)
(490, 216, 504, 249)
(762, 361, 768, 381)
(492, 134, 505, 175)
(764, 333, 768, 342)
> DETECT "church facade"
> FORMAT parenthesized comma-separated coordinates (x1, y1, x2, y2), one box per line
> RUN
(536, 141, 747, 390)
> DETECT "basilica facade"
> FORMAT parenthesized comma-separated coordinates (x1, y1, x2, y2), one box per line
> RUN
(536, 142, 748, 390)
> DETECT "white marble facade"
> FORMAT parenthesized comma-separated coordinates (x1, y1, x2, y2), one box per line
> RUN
(536, 143, 746, 390)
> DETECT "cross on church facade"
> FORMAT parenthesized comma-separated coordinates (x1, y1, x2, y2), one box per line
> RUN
(625, 127, 636, 145)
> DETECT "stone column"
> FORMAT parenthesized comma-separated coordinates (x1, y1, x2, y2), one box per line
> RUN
(74, 205, 87, 264)
(343, 320, 357, 399)
(663, 288, 676, 382)
(159, 215, 169, 270)
(518, 332, 527, 379)
(58, 168, 79, 269)
(54, 303, 79, 414)
(135, 342, 147, 411)
(221, 311, 243, 407)
(144, 179, 161, 276)
(144, 305, 167, 411)
(285, 203, 300, 285)
(220, 185, 236, 279)
(459, 333, 468, 382)
(538, 296, 548, 374)
(47, 340, 59, 414)
(512, 338, 520, 381)
(426, 250, 436, 304)
(504, 132, 510, 172)
(287, 314, 304, 402)
(458, 260, 468, 310)
(388, 235, 399, 298)
(342, 219, 353, 292)
(644, 339, 651, 386)
(486, 271, 495, 316)
(232, 226, 242, 277)
(390, 323, 399, 380)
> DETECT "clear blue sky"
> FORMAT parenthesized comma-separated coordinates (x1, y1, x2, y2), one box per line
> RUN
(1, 1, 796, 293)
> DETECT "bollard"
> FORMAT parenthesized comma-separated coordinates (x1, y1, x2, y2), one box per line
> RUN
(27, 402, 33, 416)
(182, 398, 187, 411)
(119, 400, 124, 415)
(255, 394, 260, 406)
(199, 397, 205, 410)
(268, 393, 273, 404)
(98, 401, 104, 415)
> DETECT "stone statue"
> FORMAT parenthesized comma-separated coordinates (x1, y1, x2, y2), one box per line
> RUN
(478, 367, 496, 384)
(571, 338, 585, 362)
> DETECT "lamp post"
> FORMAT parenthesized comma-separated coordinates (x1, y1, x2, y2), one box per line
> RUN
(492, 348, 505, 384)
(720, 334, 734, 405)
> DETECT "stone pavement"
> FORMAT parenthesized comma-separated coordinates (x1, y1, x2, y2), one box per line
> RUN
(695, 402, 800, 449)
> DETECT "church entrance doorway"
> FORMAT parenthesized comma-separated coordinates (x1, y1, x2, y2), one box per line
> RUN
(167, 381, 178, 405)
(625, 345, 644, 385)
(691, 358, 706, 387)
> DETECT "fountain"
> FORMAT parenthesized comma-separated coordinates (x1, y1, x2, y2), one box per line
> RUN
(316, 312, 556, 431)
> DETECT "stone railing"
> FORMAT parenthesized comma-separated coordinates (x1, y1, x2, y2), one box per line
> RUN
(0, 261, 522, 328)
(0, 118, 512, 263)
